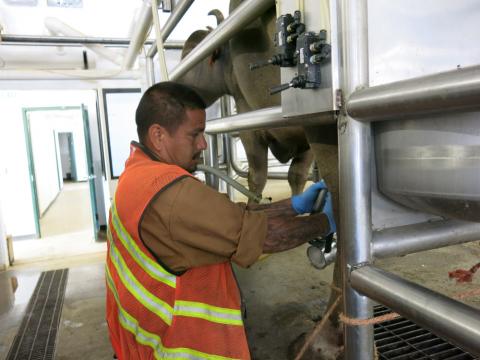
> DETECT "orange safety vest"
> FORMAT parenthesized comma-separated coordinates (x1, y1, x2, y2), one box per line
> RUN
(106, 143, 250, 360)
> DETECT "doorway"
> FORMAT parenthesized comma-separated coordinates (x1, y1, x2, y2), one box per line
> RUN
(57, 132, 77, 182)
(14, 106, 103, 263)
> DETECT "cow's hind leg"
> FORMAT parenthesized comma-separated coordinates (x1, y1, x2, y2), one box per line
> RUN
(295, 124, 343, 359)
(288, 149, 314, 195)
(239, 131, 269, 202)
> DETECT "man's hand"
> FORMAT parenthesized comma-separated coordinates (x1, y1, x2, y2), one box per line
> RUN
(291, 180, 336, 234)
(291, 180, 327, 215)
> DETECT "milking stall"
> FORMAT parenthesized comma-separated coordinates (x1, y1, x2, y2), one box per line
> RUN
(0, 0, 479, 359)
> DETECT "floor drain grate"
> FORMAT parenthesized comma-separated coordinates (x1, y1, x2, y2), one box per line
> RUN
(6, 268, 69, 360)
(374, 305, 478, 360)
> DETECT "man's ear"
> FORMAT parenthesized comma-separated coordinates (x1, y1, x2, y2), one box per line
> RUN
(147, 124, 168, 151)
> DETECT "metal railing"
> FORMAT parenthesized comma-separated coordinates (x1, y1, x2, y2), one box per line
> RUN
(351, 266, 480, 356)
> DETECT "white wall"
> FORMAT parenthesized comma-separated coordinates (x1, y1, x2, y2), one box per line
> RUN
(0, 117, 10, 268)
(0, 91, 37, 237)
(0, 90, 97, 238)
(0, 190, 8, 270)
(29, 112, 61, 216)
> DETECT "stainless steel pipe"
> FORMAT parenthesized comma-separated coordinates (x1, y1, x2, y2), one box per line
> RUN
(339, 0, 374, 357)
(0, 34, 156, 46)
(347, 64, 480, 122)
(205, 107, 335, 134)
(351, 265, 480, 356)
(146, 0, 194, 57)
(204, 134, 220, 190)
(287, 218, 480, 266)
(145, 56, 156, 87)
(123, 0, 153, 70)
(206, 107, 281, 133)
(373, 219, 480, 259)
(170, 0, 273, 81)
(197, 164, 261, 203)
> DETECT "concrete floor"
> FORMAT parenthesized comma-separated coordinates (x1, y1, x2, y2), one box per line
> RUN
(1, 179, 479, 360)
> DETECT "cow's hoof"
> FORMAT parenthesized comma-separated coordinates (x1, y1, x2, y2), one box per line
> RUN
(287, 321, 343, 360)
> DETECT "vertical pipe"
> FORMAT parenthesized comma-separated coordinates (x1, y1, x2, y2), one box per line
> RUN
(145, 56, 156, 87)
(223, 134, 235, 200)
(338, 0, 373, 358)
(220, 96, 234, 199)
(204, 135, 219, 190)
(146, 0, 195, 58)
(150, 0, 169, 81)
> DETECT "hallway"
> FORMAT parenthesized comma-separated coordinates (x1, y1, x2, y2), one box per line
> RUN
(39, 181, 93, 238)
(13, 181, 105, 265)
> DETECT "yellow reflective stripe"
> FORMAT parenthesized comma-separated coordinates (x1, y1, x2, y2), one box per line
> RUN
(110, 201, 176, 288)
(174, 301, 243, 326)
(108, 232, 173, 326)
(106, 267, 236, 360)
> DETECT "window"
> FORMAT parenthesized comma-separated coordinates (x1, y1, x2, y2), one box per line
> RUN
(103, 89, 142, 178)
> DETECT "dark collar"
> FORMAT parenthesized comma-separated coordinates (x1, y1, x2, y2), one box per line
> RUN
(131, 141, 161, 162)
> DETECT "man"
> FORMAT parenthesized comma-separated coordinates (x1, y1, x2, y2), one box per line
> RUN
(106, 82, 335, 360)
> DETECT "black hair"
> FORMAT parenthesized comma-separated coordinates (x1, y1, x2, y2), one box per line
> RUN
(135, 81, 206, 143)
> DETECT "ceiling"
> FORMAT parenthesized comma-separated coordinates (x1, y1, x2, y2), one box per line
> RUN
(0, 0, 229, 70)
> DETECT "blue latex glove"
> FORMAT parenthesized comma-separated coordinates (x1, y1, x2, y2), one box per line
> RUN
(291, 180, 336, 234)
(291, 180, 328, 214)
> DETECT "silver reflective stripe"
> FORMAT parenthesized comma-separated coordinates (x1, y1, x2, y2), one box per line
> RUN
(109, 235, 173, 325)
(110, 202, 176, 288)
(174, 301, 243, 326)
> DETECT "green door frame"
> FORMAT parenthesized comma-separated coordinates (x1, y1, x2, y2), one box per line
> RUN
(23, 106, 99, 239)
(81, 104, 99, 240)
(22, 109, 41, 238)
(53, 130, 63, 189)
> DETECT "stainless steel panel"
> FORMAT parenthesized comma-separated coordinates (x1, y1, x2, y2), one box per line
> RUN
(375, 113, 480, 221)
(369, 0, 480, 221)
(280, 0, 340, 117)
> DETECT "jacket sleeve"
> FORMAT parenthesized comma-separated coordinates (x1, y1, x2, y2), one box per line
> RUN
(140, 177, 267, 273)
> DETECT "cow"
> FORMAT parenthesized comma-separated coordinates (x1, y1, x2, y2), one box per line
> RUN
(177, 9, 314, 199)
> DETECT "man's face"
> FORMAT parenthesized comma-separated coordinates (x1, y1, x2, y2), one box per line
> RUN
(161, 108, 207, 172)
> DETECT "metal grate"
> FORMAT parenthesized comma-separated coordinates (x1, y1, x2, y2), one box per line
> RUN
(6, 269, 69, 360)
(374, 305, 478, 360)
